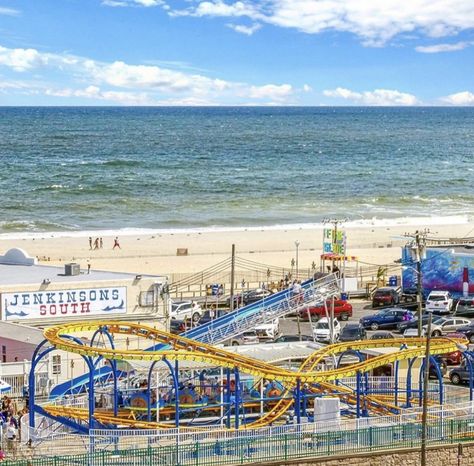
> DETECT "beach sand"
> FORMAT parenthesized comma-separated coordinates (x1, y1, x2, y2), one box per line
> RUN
(0, 217, 472, 278)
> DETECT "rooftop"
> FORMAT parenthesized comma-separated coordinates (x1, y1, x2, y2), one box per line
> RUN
(0, 248, 165, 286)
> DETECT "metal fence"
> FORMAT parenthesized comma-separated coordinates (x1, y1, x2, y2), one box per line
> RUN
(4, 416, 474, 465)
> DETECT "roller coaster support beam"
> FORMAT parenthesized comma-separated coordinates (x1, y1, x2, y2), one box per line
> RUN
(147, 360, 159, 422)
(356, 371, 361, 418)
(405, 357, 417, 408)
(162, 358, 179, 428)
(226, 368, 231, 429)
(295, 378, 301, 424)
(234, 367, 240, 429)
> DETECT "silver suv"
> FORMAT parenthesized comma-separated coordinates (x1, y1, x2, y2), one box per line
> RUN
(226, 331, 259, 346)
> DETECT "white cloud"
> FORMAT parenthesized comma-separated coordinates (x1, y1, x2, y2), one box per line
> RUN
(0, 7, 20, 16)
(163, 0, 474, 45)
(0, 45, 49, 71)
(323, 87, 419, 106)
(303, 84, 312, 92)
(441, 91, 474, 105)
(247, 84, 293, 101)
(0, 44, 296, 105)
(415, 41, 471, 53)
(226, 22, 261, 35)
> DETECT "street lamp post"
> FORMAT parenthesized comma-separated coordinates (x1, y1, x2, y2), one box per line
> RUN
(295, 241, 300, 279)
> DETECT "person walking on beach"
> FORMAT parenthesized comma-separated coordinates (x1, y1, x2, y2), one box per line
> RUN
(113, 237, 121, 249)
(94, 238, 100, 250)
(87, 259, 91, 275)
(89, 237, 92, 250)
(99, 237, 103, 249)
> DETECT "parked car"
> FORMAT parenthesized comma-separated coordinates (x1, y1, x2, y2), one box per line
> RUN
(312, 317, 341, 343)
(425, 290, 454, 315)
(360, 307, 413, 331)
(456, 322, 474, 343)
(227, 289, 273, 307)
(170, 319, 187, 335)
(255, 318, 280, 340)
(339, 323, 367, 342)
(454, 297, 474, 318)
(396, 314, 444, 333)
(449, 360, 474, 385)
(197, 308, 228, 326)
(170, 301, 203, 321)
(372, 287, 400, 308)
(370, 331, 395, 340)
(271, 334, 314, 343)
(298, 299, 352, 321)
(427, 317, 471, 337)
(225, 331, 259, 346)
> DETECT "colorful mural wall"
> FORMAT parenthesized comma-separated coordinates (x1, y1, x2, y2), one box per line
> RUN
(402, 247, 474, 298)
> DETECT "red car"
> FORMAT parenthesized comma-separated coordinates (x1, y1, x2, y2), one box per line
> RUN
(298, 299, 352, 321)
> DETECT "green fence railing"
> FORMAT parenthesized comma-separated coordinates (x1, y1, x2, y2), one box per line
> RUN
(4, 417, 474, 466)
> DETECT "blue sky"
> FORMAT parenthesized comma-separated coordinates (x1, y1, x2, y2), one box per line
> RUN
(0, 0, 473, 105)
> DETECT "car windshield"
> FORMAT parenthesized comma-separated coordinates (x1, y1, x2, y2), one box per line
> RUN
(429, 295, 447, 301)
(171, 304, 181, 312)
(375, 290, 390, 296)
(458, 300, 474, 308)
(243, 332, 256, 337)
(316, 322, 329, 329)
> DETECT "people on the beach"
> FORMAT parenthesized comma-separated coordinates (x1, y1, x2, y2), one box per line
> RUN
(93, 238, 100, 250)
(88, 237, 92, 250)
(99, 237, 103, 249)
(113, 237, 121, 249)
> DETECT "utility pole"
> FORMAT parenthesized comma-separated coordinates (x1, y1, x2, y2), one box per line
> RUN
(421, 312, 432, 466)
(405, 230, 429, 337)
(230, 244, 235, 312)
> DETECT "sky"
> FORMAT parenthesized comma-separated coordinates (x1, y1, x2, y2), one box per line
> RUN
(0, 0, 473, 106)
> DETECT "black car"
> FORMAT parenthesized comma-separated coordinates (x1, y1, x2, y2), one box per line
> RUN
(170, 319, 188, 334)
(396, 314, 444, 333)
(370, 331, 395, 340)
(455, 323, 474, 344)
(272, 334, 314, 343)
(197, 309, 229, 326)
(339, 323, 367, 342)
(454, 297, 474, 318)
(449, 360, 472, 385)
(226, 289, 273, 307)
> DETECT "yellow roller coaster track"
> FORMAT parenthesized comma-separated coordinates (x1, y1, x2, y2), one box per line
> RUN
(41, 321, 462, 430)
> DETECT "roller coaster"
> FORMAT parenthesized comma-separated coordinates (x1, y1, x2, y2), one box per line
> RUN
(27, 274, 474, 435)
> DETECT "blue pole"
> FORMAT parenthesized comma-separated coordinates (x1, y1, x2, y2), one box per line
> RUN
(174, 360, 179, 428)
(295, 378, 301, 424)
(234, 367, 240, 429)
(356, 371, 361, 418)
(465, 352, 474, 402)
(146, 361, 158, 422)
(406, 357, 416, 408)
(226, 368, 231, 429)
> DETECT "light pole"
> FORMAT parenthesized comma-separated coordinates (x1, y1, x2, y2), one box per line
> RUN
(421, 325, 468, 466)
(295, 241, 300, 279)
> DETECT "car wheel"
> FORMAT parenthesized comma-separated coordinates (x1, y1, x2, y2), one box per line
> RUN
(232, 341, 239, 346)
(432, 330, 441, 337)
(370, 323, 379, 331)
(340, 313, 349, 321)
(192, 312, 200, 322)
(450, 374, 461, 385)
(470, 335, 474, 344)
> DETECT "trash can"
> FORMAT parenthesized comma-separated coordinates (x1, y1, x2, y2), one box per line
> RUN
(389, 276, 398, 287)
(341, 293, 348, 301)
(211, 284, 222, 296)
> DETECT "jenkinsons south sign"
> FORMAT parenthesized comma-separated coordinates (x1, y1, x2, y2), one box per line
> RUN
(2, 287, 127, 321)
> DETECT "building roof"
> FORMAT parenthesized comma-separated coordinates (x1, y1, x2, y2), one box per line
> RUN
(0, 321, 45, 345)
(0, 263, 164, 287)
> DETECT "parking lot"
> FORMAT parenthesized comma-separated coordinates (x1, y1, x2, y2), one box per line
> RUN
(279, 298, 390, 339)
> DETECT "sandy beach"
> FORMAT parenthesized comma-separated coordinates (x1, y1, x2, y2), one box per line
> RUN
(0, 216, 472, 279)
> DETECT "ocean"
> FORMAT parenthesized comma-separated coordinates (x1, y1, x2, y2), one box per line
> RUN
(0, 106, 473, 236)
